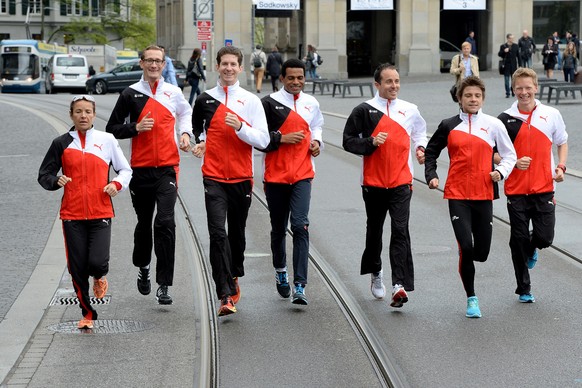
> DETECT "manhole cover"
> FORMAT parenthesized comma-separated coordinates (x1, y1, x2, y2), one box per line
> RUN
(46, 319, 154, 334)
(50, 296, 111, 306)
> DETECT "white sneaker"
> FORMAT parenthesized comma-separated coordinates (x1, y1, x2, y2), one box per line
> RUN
(390, 284, 408, 308)
(370, 270, 386, 299)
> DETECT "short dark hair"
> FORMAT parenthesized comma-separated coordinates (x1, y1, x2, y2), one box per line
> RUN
(373, 63, 397, 84)
(216, 46, 243, 65)
(281, 58, 305, 77)
(457, 76, 486, 100)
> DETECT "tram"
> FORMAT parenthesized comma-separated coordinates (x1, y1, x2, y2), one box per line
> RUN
(0, 39, 67, 93)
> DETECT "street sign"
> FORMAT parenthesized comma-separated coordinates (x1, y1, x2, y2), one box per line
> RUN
(225, 39, 232, 47)
(196, 0, 213, 20)
(197, 20, 212, 41)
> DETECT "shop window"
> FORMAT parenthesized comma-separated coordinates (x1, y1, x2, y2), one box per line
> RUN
(533, 1, 580, 44)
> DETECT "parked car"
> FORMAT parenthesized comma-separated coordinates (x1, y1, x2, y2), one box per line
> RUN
(86, 60, 142, 94)
(440, 38, 462, 73)
(44, 54, 90, 94)
(173, 59, 187, 90)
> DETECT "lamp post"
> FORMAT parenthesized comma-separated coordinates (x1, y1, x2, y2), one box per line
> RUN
(40, 6, 57, 41)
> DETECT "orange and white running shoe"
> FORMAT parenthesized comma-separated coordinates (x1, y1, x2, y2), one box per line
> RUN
(218, 296, 237, 316)
(78, 317, 94, 329)
(93, 277, 108, 299)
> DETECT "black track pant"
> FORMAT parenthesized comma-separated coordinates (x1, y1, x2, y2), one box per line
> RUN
(130, 167, 177, 286)
(507, 193, 555, 295)
(204, 178, 252, 298)
(361, 184, 414, 291)
(448, 199, 493, 297)
(63, 218, 111, 320)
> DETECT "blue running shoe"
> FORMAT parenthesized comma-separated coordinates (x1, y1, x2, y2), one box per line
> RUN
(527, 249, 538, 270)
(275, 271, 291, 298)
(519, 293, 535, 303)
(466, 296, 482, 318)
(292, 284, 308, 305)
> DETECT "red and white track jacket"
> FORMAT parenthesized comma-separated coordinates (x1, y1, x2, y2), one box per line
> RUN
(424, 110, 516, 200)
(498, 100, 568, 195)
(192, 81, 269, 183)
(106, 77, 193, 168)
(343, 94, 428, 188)
(260, 89, 324, 184)
(38, 127, 132, 220)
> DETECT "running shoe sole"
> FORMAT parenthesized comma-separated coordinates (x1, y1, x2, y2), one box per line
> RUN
(390, 289, 408, 308)
(292, 294, 308, 305)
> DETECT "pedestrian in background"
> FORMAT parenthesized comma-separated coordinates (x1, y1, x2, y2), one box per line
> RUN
(251, 45, 267, 93)
(518, 29, 536, 68)
(542, 36, 559, 79)
(465, 31, 477, 56)
(187, 48, 206, 106)
(260, 58, 324, 306)
(38, 95, 132, 329)
(498, 33, 519, 98)
(191, 46, 269, 316)
(266, 46, 283, 92)
(424, 76, 516, 319)
(343, 64, 427, 309)
(159, 45, 178, 86)
(304, 45, 320, 79)
(552, 31, 562, 70)
(450, 41, 479, 90)
(562, 41, 579, 85)
(497, 68, 568, 305)
(106, 45, 193, 306)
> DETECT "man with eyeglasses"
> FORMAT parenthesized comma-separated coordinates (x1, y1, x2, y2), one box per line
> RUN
(106, 45, 193, 305)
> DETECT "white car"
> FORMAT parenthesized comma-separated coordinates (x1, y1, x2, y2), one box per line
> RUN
(44, 54, 90, 94)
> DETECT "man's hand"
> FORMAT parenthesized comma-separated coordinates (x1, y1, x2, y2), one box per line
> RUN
(372, 132, 388, 146)
(137, 112, 154, 132)
(416, 148, 425, 165)
(192, 142, 206, 158)
(179, 133, 191, 152)
(103, 182, 118, 197)
(57, 175, 72, 187)
(428, 178, 439, 189)
(516, 156, 532, 170)
(310, 140, 321, 157)
(281, 131, 305, 144)
(225, 112, 242, 131)
(490, 170, 502, 182)
(554, 167, 565, 182)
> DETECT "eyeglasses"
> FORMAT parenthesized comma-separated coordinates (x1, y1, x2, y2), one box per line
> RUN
(143, 58, 165, 65)
(72, 95, 95, 102)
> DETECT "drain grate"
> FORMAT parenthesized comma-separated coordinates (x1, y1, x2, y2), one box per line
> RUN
(46, 319, 154, 334)
(49, 295, 111, 306)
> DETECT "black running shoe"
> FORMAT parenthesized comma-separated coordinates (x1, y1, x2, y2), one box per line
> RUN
(156, 285, 173, 305)
(137, 266, 151, 295)
(292, 284, 308, 305)
(275, 271, 291, 298)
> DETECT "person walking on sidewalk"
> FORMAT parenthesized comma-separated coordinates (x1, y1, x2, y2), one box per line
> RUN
(106, 45, 193, 306)
(424, 76, 516, 319)
(343, 64, 428, 309)
(186, 48, 206, 106)
(39, 95, 132, 329)
(499, 33, 519, 98)
(159, 45, 178, 86)
(266, 46, 283, 92)
(496, 68, 568, 304)
(191, 46, 269, 316)
(251, 45, 267, 93)
(260, 58, 324, 306)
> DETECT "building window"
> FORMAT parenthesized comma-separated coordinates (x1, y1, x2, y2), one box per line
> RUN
(0, 33, 10, 40)
(28, 0, 42, 13)
(1, 0, 7, 14)
(66, 0, 83, 15)
(533, 1, 581, 44)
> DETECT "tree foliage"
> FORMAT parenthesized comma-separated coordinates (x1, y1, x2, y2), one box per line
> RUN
(60, 0, 155, 49)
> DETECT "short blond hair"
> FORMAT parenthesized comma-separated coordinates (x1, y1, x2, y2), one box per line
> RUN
(461, 41, 472, 50)
(511, 67, 538, 88)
